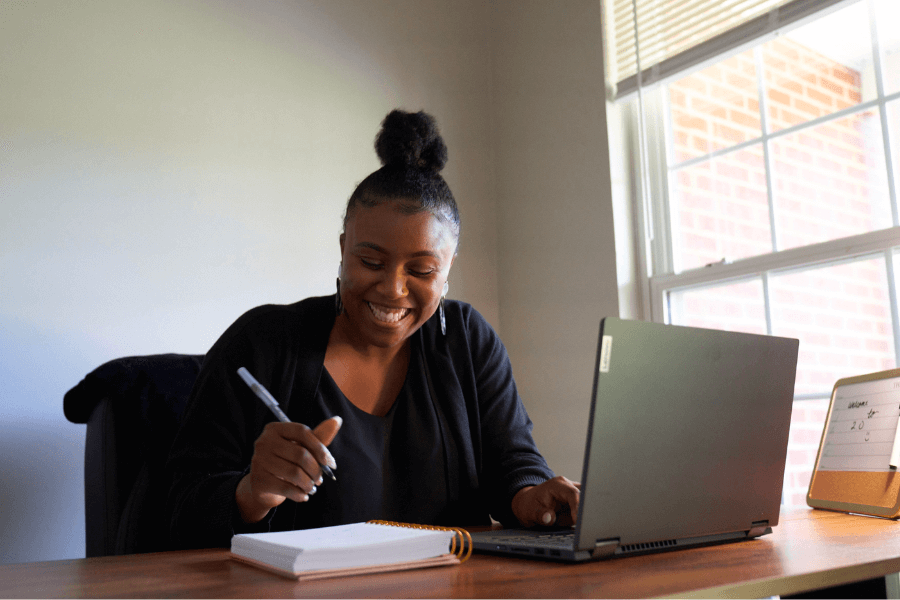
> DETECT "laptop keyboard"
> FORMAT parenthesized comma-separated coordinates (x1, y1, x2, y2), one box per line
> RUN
(489, 531, 575, 549)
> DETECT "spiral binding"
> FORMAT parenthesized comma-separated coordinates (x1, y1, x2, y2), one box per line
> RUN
(366, 520, 472, 563)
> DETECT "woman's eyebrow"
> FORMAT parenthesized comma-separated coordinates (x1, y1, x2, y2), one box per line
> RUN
(354, 242, 439, 258)
(354, 242, 386, 253)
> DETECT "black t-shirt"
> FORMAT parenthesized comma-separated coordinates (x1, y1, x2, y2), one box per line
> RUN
(302, 342, 450, 527)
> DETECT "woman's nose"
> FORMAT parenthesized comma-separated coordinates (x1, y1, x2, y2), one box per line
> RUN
(379, 268, 408, 298)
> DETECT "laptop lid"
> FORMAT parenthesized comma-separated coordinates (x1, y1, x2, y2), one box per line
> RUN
(574, 318, 799, 556)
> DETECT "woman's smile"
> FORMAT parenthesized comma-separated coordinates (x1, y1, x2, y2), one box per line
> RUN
(367, 302, 411, 324)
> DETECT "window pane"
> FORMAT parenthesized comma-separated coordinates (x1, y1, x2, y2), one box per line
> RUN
(667, 278, 767, 335)
(670, 145, 771, 272)
(770, 257, 897, 397)
(669, 49, 760, 163)
(783, 398, 829, 508)
(875, 0, 900, 96)
(770, 109, 892, 250)
(762, 2, 874, 133)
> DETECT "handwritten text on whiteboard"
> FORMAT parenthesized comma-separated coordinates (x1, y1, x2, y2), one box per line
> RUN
(817, 376, 900, 472)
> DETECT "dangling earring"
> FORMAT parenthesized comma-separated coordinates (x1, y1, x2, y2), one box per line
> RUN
(439, 281, 449, 335)
(335, 264, 344, 316)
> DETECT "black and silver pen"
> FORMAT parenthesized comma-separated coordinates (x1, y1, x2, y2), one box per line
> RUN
(236, 367, 337, 481)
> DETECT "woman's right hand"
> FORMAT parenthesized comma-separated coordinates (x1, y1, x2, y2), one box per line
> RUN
(236, 416, 342, 523)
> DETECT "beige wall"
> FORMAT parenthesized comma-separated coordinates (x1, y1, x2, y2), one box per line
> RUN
(2, 0, 500, 351)
(491, 1, 619, 479)
(0, 0, 617, 562)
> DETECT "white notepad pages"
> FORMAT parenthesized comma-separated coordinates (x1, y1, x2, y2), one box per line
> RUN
(231, 522, 455, 574)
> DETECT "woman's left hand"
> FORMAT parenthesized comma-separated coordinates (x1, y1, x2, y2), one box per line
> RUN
(511, 476, 581, 527)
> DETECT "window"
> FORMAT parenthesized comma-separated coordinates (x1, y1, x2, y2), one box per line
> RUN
(613, 0, 900, 507)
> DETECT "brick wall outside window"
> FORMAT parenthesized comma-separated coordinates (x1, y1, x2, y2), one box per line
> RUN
(666, 40, 896, 507)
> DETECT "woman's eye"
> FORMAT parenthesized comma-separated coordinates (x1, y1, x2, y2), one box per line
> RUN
(409, 268, 435, 277)
(360, 258, 382, 269)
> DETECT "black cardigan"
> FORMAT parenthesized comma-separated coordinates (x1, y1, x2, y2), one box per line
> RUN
(165, 295, 554, 548)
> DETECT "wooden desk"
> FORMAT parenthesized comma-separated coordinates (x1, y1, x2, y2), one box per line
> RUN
(1, 507, 898, 599)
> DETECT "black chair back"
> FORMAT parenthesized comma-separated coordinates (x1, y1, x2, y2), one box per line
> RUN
(64, 353, 203, 556)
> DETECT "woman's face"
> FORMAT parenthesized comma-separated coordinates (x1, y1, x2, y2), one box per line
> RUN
(338, 201, 457, 349)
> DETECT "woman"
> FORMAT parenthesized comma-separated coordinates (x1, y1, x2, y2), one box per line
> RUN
(166, 110, 579, 549)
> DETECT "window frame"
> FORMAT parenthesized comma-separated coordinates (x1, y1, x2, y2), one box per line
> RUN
(626, 0, 900, 400)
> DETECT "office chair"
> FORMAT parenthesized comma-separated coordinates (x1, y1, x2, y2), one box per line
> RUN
(64, 353, 204, 557)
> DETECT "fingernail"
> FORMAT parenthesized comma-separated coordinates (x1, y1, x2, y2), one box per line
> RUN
(300, 493, 309, 503)
(315, 476, 324, 486)
(309, 485, 317, 496)
(324, 453, 337, 469)
(332, 416, 343, 427)
(542, 512, 553, 525)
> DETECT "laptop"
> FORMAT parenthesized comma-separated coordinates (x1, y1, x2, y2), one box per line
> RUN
(472, 317, 799, 561)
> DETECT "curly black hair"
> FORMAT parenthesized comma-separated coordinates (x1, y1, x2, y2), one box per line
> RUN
(343, 110, 461, 242)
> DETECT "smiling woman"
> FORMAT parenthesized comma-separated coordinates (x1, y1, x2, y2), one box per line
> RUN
(329, 204, 456, 416)
(329, 113, 459, 416)
(164, 110, 579, 550)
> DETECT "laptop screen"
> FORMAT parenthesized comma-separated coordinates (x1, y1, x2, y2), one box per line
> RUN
(575, 318, 799, 551)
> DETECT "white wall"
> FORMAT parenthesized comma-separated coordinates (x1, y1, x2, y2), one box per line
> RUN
(0, 0, 502, 563)
(0, 0, 618, 563)
(491, 0, 619, 479)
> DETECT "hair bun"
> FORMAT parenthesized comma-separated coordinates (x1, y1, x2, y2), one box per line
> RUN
(375, 110, 448, 173)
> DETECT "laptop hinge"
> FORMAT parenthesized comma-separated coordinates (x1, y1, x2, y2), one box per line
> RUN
(592, 539, 619, 558)
(747, 520, 770, 538)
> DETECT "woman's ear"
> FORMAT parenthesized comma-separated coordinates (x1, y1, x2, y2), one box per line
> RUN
(339, 233, 346, 254)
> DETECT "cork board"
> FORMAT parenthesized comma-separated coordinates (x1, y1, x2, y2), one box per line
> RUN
(807, 368, 900, 518)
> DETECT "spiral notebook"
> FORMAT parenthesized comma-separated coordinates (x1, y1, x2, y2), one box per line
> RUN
(230, 520, 471, 580)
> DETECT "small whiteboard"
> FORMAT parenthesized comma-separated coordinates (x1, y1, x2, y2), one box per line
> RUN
(807, 368, 900, 518)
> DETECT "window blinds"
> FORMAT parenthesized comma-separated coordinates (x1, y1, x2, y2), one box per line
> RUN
(608, 0, 850, 99)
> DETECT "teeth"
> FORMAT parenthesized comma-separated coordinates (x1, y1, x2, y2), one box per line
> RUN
(367, 302, 409, 323)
